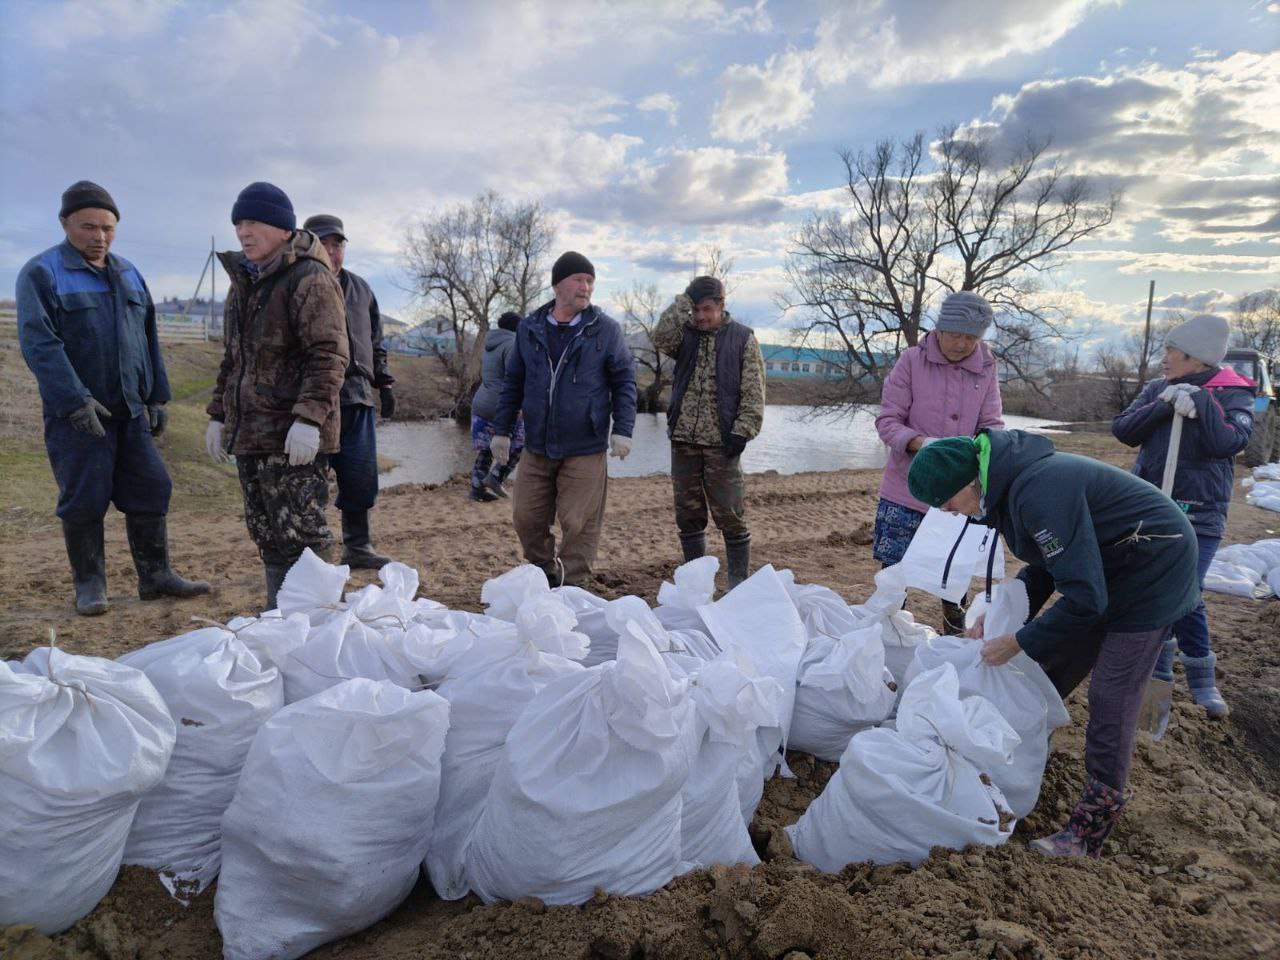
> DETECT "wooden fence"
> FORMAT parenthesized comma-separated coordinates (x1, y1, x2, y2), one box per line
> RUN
(0, 310, 213, 343)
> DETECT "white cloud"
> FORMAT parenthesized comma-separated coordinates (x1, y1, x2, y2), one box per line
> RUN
(710, 0, 1115, 141)
(637, 93, 680, 126)
(1071, 249, 1280, 275)
(23, 0, 176, 49)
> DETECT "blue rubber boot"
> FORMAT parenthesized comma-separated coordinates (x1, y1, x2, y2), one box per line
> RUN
(1180, 651, 1229, 719)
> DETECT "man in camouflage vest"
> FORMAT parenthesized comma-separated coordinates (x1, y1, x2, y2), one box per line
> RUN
(653, 275, 765, 588)
(205, 182, 348, 610)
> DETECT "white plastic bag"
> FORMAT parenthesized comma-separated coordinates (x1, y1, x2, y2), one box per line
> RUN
(788, 623, 896, 762)
(1, 648, 175, 934)
(778, 569, 864, 640)
(120, 627, 283, 899)
(481, 564, 552, 620)
(553, 585, 615, 666)
(215, 679, 450, 960)
(897, 509, 1005, 602)
(655, 556, 719, 632)
(787, 663, 1018, 871)
(465, 629, 695, 905)
(848, 564, 938, 694)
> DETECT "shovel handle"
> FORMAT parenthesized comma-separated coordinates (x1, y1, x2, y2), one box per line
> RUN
(1160, 412, 1184, 497)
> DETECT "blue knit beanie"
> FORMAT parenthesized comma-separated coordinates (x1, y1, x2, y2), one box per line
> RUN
(231, 182, 295, 231)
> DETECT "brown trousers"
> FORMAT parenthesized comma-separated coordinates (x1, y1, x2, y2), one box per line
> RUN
(512, 450, 608, 586)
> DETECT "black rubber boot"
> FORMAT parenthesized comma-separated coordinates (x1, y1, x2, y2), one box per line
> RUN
(340, 510, 392, 569)
(62, 519, 109, 616)
(125, 514, 211, 600)
(941, 596, 968, 636)
(725, 532, 751, 590)
(264, 561, 290, 612)
(679, 531, 707, 563)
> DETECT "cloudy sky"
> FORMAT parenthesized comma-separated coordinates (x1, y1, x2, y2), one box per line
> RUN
(1, 0, 1276, 352)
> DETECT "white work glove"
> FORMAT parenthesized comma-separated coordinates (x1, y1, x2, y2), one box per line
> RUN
(1158, 383, 1199, 403)
(609, 434, 632, 460)
(284, 420, 321, 466)
(205, 420, 230, 464)
(490, 434, 511, 466)
(1173, 390, 1199, 419)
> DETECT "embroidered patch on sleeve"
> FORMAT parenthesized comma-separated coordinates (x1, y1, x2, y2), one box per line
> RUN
(1235, 412, 1253, 429)
(1033, 528, 1065, 560)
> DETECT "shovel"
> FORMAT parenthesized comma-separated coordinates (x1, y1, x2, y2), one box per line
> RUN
(1139, 409, 1186, 738)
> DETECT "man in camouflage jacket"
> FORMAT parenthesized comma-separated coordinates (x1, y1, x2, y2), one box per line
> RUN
(204, 182, 348, 609)
(653, 275, 765, 588)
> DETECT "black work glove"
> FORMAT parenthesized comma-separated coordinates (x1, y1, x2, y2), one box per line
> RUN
(69, 397, 112, 438)
(380, 386, 396, 420)
(147, 403, 168, 438)
(723, 433, 748, 458)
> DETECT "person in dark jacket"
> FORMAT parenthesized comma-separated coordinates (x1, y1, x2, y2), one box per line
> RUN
(205, 183, 348, 609)
(303, 214, 397, 568)
(469, 311, 525, 501)
(490, 251, 637, 587)
(652, 276, 765, 588)
(17, 180, 208, 615)
(1112, 313, 1253, 724)
(909, 429, 1199, 860)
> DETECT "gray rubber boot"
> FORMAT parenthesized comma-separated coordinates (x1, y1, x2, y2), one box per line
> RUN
(679, 531, 706, 563)
(1180, 651, 1229, 719)
(340, 510, 391, 569)
(62, 519, 109, 616)
(725, 532, 751, 589)
(126, 514, 210, 600)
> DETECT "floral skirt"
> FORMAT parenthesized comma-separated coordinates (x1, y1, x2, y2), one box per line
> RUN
(872, 497, 926, 566)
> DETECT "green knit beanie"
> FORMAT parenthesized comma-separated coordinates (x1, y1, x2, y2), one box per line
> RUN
(908, 436, 981, 507)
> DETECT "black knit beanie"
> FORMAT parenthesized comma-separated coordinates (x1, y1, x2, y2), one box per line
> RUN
(685, 275, 725, 304)
(231, 182, 296, 231)
(497, 311, 522, 332)
(60, 180, 119, 220)
(551, 251, 595, 286)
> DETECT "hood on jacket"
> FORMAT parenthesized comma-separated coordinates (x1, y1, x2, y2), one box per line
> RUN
(980, 428, 1056, 514)
(485, 327, 515, 351)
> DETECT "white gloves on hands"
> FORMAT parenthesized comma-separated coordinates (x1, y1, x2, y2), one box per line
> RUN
(1158, 383, 1200, 402)
(609, 434, 632, 459)
(1173, 391, 1199, 418)
(490, 434, 511, 466)
(205, 420, 230, 464)
(284, 420, 321, 466)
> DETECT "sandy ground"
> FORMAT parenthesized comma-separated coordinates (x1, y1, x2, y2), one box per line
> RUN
(3, 442, 1280, 960)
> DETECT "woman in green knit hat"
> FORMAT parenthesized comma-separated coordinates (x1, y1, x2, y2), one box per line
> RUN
(907, 429, 1199, 860)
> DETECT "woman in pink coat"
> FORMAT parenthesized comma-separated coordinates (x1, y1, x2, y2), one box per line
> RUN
(874, 291, 1005, 633)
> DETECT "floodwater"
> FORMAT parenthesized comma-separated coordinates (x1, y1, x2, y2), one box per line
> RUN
(376, 406, 1062, 489)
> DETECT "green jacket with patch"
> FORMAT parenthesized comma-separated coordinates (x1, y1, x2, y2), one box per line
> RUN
(978, 430, 1199, 661)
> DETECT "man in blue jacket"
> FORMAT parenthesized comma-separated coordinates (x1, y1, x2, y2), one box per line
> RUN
(491, 251, 636, 587)
(909, 430, 1199, 860)
(17, 181, 208, 615)
(1112, 313, 1254, 724)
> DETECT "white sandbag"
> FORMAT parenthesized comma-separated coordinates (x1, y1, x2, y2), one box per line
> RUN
(697, 565, 808, 752)
(897, 508, 1005, 602)
(119, 628, 283, 899)
(553, 585, 616, 666)
(215, 679, 449, 960)
(778, 569, 863, 640)
(1, 648, 175, 934)
(787, 663, 1018, 871)
(275, 547, 351, 622)
(848, 564, 939, 692)
(788, 623, 896, 762)
(606, 594, 721, 663)
(905, 585, 1069, 818)
(424, 597, 586, 901)
(655, 556, 719, 632)
(225, 613, 311, 674)
(679, 651, 782, 869)
(280, 609, 418, 703)
(1245, 475, 1280, 512)
(465, 629, 695, 905)
(481, 564, 552, 620)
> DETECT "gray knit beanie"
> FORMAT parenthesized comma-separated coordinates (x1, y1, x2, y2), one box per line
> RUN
(935, 291, 994, 336)
(1165, 314, 1230, 367)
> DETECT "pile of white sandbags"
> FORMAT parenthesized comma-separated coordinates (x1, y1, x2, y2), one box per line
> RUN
(1204, 539, 1280, 599)
(1244, 463, 1280, 512)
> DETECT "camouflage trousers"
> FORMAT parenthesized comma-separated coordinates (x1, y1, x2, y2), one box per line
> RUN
(671, 442, 747, 539)
(236, 454, 334, 565)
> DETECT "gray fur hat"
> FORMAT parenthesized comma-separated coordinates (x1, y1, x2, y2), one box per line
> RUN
(935, 291, 994, 336)
(1165, 313, 1230, 367)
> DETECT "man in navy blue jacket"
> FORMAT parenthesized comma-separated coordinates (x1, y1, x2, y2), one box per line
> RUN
(1112, 313, 1254, 724)
(491, 251, 636, 587)
(17, 181, 208, 614)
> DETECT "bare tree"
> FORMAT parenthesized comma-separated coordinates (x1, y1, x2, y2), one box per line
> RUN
(779, 126, 1120, 410)
(402, 192, 553, 418)
(615, 282, 672, 413)
(1233, 288, 1280, 357)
